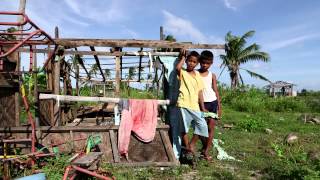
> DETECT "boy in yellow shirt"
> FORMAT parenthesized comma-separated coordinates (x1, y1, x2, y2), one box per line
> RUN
(176, 49, 208, 155)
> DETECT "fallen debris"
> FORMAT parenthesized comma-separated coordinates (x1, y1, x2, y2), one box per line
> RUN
(265, 128, 273, 134)
(223, 124, 234, 129)
(299, 114, 320, 124)
(285, 133, 298, 145)
(213, 139, 241, 162)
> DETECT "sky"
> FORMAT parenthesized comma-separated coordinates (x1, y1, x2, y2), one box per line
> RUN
(1, 0, 320, 90)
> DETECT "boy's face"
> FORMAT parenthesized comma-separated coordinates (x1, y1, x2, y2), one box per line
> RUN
(200, 59, 213, 71)
(186, 56, 198, 71)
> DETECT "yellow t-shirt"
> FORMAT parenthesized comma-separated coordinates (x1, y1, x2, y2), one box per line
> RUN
(177, 69, 204, 111)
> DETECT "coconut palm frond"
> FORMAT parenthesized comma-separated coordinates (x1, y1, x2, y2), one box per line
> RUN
(241, 68, 271, 83)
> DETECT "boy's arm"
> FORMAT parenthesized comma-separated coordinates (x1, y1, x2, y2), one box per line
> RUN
(212, 73, 222, 118)
(199, 90, 208, 112)
(176, 48, 187, 76)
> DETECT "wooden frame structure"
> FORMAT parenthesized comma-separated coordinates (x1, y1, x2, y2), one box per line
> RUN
(1, 11, 225, 168)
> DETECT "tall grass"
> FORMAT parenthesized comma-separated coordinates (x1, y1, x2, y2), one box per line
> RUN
(219, 85, 317, 113)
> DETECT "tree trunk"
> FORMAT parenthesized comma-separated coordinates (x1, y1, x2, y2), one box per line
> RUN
(230, 71, 237, 89)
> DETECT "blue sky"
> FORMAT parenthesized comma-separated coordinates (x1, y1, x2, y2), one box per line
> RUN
(1, 0, 320, 90)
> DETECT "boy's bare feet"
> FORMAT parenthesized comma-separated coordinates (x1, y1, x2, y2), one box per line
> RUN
(201, 151, 213, 161)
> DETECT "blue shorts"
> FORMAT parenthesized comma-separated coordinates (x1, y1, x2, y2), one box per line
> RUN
(179, 108, 208, 137)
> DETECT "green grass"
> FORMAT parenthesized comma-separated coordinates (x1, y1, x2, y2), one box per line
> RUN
(9, 87, 320, 179)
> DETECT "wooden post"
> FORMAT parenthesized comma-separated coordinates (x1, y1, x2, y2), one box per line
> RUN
(32, 45, 39, 127)
(160, 26, 164, 40)
(55, 26, 59, 39)
(47, 45, 53, 91)
(76, 64, 79, 96)
(138, 47, 143, 82)
(120, 47, 123, 81)
(16, 0, 26, 72)
(53, 27, 60, 126)
(13, 0, 26, 127)
(63, 62, 67, 95)
(115, 47, 121, 97)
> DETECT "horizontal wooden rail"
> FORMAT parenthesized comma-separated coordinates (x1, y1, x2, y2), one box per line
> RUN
(54, 38, 225, 49)
(18, 48, 181, 56)
(39, 94, 170, 105)
(0, 125, 170, 133)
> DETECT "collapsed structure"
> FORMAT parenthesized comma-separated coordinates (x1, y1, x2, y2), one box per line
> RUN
(0, 11, 225, 175)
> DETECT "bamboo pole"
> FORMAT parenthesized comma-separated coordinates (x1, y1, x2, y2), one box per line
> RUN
(39, 94, 170, 105)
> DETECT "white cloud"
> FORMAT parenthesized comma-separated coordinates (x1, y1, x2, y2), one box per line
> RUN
(64, 0, 81, 14)
(221, 0, 255, 11)
(223, 0, 237, 10)
(162, 10, 223, 43)
(267, 33, 320, 50)
(64, 0, 127, 23)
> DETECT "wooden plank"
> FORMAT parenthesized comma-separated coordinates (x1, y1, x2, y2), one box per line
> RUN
(159, 130, 179, 164)
(111, 162, 177, 167)
(18, 48, 182, 56)
(0, 125, 170, 133)
(54, 39, 225, 49)
(72, 152, 103, 167)
(109, 130, 120, 163)
(89, 46, 105, 82)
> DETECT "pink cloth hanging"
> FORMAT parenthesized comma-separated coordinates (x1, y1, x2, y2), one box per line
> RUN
(118, 99, 158, 156)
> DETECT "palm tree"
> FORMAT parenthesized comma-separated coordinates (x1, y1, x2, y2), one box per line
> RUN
(128, 67, 136, 80)
(104, 69, 111, 79)
(89, 63, 99, 78)
(220, 30, 271, 89)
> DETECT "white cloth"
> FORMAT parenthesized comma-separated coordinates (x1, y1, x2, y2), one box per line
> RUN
(201, 72, 217, 102)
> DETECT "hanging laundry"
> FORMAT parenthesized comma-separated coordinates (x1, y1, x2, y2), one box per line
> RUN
(118, 99, 158, 156)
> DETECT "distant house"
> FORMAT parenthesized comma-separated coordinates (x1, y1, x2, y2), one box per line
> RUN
(265, 81, 296, 97)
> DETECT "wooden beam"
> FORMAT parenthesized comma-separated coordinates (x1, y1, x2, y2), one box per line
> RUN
(54, 39, 225, 49)
(1, 125, 167, 133)
(159, 130, 179, 164)
(111, 162, 178, 167)
(18, 48, 182, 56)
(0, 124, 170, 133)
(89, 46, 105, 82)
(74, 47, 91, 79)
(109, 130, 120, 163)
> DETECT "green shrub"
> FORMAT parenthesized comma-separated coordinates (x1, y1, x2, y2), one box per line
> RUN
(265, 97, 308, 112)
(219, 85, 313, 113)
(237, 115, 265, 132)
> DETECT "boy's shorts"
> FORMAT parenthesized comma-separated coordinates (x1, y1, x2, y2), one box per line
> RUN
(179, 108, 208, 137)
(204, 100, 218, 114)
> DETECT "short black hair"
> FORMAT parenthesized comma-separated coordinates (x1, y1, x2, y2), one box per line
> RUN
(187, 51, 200, 60)
(200, 50, 213, 62)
